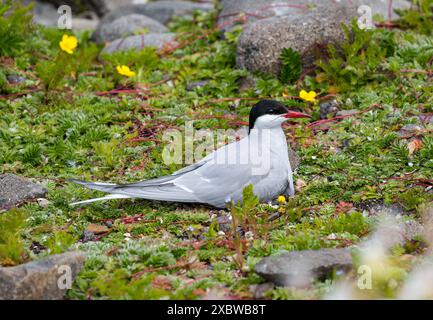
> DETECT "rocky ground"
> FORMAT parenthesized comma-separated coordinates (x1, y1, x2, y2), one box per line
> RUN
(0, 0, 432, 300)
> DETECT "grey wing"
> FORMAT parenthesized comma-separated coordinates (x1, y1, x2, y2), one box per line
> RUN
(117, 158, 210, 188)
(172, 139, 265, 207)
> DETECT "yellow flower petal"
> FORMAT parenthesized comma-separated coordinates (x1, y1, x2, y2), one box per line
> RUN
(59, 34, 78, 54)
(117, 65, 135, 77)
(299, 90, 317, 102)
(277, 195, 286, 203)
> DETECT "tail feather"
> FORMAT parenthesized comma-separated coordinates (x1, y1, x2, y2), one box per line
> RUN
(70, 194, 131, 206)
(68, 179, 118, 193)
(69, 178, 198, 205)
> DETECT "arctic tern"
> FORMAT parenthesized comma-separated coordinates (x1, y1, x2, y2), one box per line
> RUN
(70, 100, 311, 208)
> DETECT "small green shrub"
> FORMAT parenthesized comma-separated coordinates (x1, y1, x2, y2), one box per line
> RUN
(279, 47, 302, 84)
(0, 1, 35, 57)
(0, 209, 28, 265)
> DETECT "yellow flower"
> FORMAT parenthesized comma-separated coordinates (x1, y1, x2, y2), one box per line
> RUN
(59, 34, 77, 54)
(277, 195, 286, 204)
(278, 207, 286, 214)
(299, 90, 317, 102)
(116, 65, 136, 77)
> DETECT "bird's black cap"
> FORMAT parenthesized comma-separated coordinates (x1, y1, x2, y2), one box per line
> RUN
(249, 100, 288, 132)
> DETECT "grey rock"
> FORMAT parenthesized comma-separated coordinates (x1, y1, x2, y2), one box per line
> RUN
(100, 1, 214, 25)
(81, 230, 96, 243)
(31, 2, 58, 27)
(336, 109, 360, 117)
(219, 0, 411, 32)
(364, 206, 424, 249)
(6, 74, 26, 84)
(0, 251, 86, 300)
(237, 5, 357, 76)
(255, 248, 353, 287)
(398, 123, 424, 137)
(38, 0, 109, 17)
(235, 0, 411, 75)
(419, 115, 433, 125)
(218, 0, 307, 32)
(252, 282, 274, 299)
(186, 80, 210, 91)
(102, 33, 176, 54)
(367, 203, 407, 217)
(320, 100, 341, 119)
(92, 14, 168, 44)
(0, 174, 47, 211)
(237, 75, 257, 92)
(72, 18, 99, 31)
(216, 215, 231, 233)
(103, 0, 136, 12)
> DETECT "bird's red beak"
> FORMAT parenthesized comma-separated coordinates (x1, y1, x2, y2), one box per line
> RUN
(284, 111, 312, 119)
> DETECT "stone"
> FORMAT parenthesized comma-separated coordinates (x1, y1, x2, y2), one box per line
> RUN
(81, 230, 96, 243)
(237, 75, 257, 92)
(72, 18, 99, 31)
(367, 203, 407, 217)
(102, 33, 176, 54)
(6, 74, 26, 84)
(419, 115, 433, 125)
(38, 0, 109, 17)
(92, 14, 168, 44)
(320, 100, 341, 119)
(30, 1, 58, 27)
(218, 0, 307, 32)
(219, 0, 411, 32)
(252, 282, 274, 299)
(363, 208, 424, 249)
(0, 251, 86, 300)
(0, 174, 48, 211)
(255, 248, 353, 287)
(186, 80, 210, 91)
(100, 1, 214, 25)
(335, 109, 360, 117)
(103, 0, 137, 12)
(397, 124, 424, 137)
(235, 0, 411, 76)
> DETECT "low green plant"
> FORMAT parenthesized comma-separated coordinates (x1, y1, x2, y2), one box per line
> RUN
(45, 231, 77, 254)
(396, 0, 433, 34)
(0, 208, 28, 266)
(316, 20, 394, 92)
(0, 0, 35, 57)
(279, 47, 302, 84)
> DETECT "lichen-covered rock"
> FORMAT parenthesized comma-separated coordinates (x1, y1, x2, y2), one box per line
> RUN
(92, 14, 168, 44)
(100, 1, 214, 25)
(235, 0, 412, 76)
(236, 5, 357, 76)
(0, 251, 86, 300)
(0, 174, 47, 211)
(217, 0, 307, 32)
(102, 33, 176, 54)
(255, 248, 353, 287)
(219, 0, 411, 32)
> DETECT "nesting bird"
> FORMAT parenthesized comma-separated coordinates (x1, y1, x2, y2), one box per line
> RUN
(70, 100, 310, 208)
